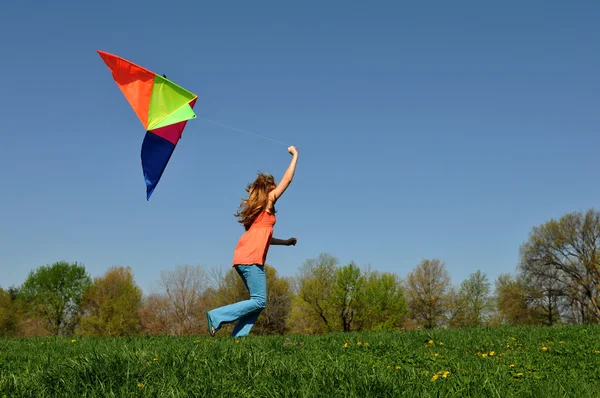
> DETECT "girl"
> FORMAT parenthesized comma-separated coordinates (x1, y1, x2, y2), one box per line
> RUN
(206, 146, 299, 338)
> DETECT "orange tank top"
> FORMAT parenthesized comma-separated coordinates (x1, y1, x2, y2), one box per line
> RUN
(232, 210, 276, 266)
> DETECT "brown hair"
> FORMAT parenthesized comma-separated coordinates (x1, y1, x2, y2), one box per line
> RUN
(235, 172, 277, 230)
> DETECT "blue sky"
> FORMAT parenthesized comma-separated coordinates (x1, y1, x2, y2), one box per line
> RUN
(1, 1, 598, 294)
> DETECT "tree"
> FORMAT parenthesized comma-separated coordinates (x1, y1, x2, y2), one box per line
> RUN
(404, 258, 452, 329)
(158, 265, 207, 335)
(519, 209, 600, 323)
(19, 261, 91, 335)
(494, 273, 537, 325)
(77, 266, 143, 337)
(457, 270, 495, 327)
(139, 294, 173, 335)
(0, 287, 17, 336)
(355, 270, 407, 331)
(332, 261, 364, 332)
(293, 253, 338, 333)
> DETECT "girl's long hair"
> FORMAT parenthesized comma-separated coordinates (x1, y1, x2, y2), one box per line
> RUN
(235, 172, 277, 230)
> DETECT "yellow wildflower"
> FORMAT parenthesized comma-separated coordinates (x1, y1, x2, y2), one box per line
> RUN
(395, 366, 401, 370)
(541, 346, 548, 351)
(482, 353, 488, 358)
(442, 371, 450, 378)
(71, 339, 76, 343)
(344, 343, 349, 348)
(428, 340, 434, 344)
(431, 374, 439, 381)
(137, 383, 144, 388)
(357, 341, 362, 345)
(434, 353, 439, 357)
(510, 364, 515, 368)
(489, 351, 495, 356)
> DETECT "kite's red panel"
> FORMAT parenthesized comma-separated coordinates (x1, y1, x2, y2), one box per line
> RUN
(97, 50, 154, 128)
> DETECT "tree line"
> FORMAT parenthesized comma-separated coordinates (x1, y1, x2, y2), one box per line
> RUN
(1, 208, 598, 337)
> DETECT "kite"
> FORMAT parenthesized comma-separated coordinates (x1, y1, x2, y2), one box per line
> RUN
(97, 50, 198, 200)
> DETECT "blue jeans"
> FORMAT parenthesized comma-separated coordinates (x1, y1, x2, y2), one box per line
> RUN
(207, 264, 267, 337)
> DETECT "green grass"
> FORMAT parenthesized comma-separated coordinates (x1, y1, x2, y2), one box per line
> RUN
(1, 325, 600, 397)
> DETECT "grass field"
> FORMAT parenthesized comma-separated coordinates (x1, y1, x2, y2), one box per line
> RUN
(1, 325, 600, 397)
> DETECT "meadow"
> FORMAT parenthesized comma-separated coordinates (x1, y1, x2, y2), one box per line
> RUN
(1, 325, 600, 397)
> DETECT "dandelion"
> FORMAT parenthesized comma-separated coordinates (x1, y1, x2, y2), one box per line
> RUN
(482, 353, 488, 358)
(364, 343, 370, 347)
(344, 343, 349, 348)
(428, 340, 434, 344)
(594, 349, 600, 354)
(153, 357, 158, 361)
(71, 339, 76, 343)
(434, 353, 439, 357)
(541, 346, 548, 351)
(357, 341, 362, 345)
(442, 371, 450, 378)
(510, 364, 515, 368)
(516, 372, 524, 377)
(439, 342, 444, 345)
(137, 383, 144, 388)
(560, 341, 565, 344)
(431, 374, 439, 381)
(395, 366, 401, 370)
(235, 340, 240, 344)
(387, 365, 391, 369)
(489, 351, 495, 356)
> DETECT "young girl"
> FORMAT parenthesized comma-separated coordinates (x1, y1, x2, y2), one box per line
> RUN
(206, 146, 299, 337)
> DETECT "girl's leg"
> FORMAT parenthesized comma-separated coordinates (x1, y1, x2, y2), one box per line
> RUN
(231, 309, 262, 337)
(207, 265, 267, 333)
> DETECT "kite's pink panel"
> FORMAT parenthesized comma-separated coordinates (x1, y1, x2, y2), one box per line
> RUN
(149, 98, 197, 145)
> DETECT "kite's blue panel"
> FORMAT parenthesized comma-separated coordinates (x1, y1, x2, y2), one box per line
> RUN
(141, 131, 176, 200)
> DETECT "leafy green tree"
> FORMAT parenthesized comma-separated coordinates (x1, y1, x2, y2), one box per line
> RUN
(332, 261, 364, 332)
(78, 266, 143, 337)
(355, 270, 407, 331)
(19, 261, 91, 335)
(293, 253, 338, 332)
(457, 270, 495, 327)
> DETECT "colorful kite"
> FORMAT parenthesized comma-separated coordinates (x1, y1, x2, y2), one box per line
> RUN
(97, 50, 198, 200)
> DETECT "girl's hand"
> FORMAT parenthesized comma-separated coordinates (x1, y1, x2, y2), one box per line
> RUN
(288, 146, 298, 156)
(287, 237, 298, 246)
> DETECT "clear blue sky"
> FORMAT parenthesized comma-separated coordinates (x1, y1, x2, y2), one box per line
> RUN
(1, 1, 598, 294)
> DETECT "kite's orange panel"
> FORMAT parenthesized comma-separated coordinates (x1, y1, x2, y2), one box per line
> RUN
(98, 51, 154, 128)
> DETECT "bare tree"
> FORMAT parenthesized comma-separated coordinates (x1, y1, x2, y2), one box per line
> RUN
(519, 209, 600, 323)
(158, 265, 208, 335)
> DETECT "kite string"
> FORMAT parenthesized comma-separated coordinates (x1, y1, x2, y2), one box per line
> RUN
(198, 117, 291, 147)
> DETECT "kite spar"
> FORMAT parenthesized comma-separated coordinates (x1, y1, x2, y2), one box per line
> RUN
(97, 50, 198, 200)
